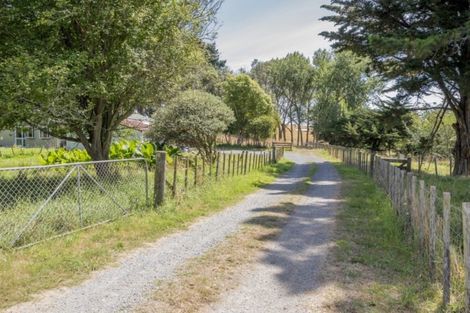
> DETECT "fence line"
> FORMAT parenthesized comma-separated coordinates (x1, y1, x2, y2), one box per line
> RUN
(311, 143, 468, 311)
(0, 147, 285, 250)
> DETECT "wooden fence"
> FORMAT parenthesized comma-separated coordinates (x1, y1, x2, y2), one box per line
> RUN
(312, 143, 469, 311)
(153, 147, 285, 207)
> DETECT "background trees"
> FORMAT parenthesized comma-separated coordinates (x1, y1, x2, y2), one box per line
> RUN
(0, 0, 221, 161)
(223, 74, 277, 143)
(251, 53, 315, 145)
(311, 50, 381, 144)
(150, 90, 234, 160)
(321, 0, 470, 175)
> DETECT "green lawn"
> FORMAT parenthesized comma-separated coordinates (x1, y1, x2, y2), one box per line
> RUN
(0, 159, 293, 309)
(0, 147, 44, 168)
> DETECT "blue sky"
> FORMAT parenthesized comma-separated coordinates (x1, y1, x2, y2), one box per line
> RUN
(215, 0, 334, 70)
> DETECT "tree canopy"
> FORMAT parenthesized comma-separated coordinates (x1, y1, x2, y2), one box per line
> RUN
(223, 74, 276, 143)
(0, 0, 220, 160)
(150, 90, 234, 160)
(321, 0, 470, 175)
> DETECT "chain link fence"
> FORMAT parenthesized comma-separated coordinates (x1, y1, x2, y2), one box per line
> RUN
(0, 159, 149, 249)
(0, 147, 284, 250)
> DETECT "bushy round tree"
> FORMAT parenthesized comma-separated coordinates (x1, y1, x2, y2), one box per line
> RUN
(223, 74, 277, 143)
(150, 90, 234, 160)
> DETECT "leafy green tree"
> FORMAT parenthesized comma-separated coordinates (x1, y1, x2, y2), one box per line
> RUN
(311, 50, 380, 142)
(251, 58, 290, 141)
(223, 74, 276, 143)
(247, 115, 277, 144)
(0, 1, 218, 160)
(150, 90, 234, 160)
(326, 106, 412, 152)
(251, 54, 316, 145)
(321, 0, 470, 175)
(274, 53, 315, 146)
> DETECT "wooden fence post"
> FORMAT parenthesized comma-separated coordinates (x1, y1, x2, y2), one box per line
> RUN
(184, 158, 189, 190)
(215, 152, 220, 181)
(272, 146, 276, 163)
(443, 192, 451, 307)
(244, 151, 248, 174)
(463, 202, 470, 312)
(209, 154, 213, 177)
(411, 175, 417, 232)
(202, 157, 206, 181)
(370, 151, 376, 177)
(418, 180, 425, 251)
(232, 153, 235, 177)
(237, 153, 241, 175)
(222, 153, 226, 176)
(154, 151, 166, 208)
(194, 156, 198, 186)
(172, 157, 178, 198)
(429, 185, 436, 280)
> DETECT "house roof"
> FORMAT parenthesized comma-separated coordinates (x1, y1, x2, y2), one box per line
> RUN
(120, 114, 152, 132)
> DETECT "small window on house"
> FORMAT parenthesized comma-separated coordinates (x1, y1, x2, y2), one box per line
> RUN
(15, 126, 34, 139)
(39, 130, 51, 139)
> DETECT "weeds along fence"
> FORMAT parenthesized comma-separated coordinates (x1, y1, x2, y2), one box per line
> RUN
(0, 147, 284, 250)
(312, 143, 469, 311)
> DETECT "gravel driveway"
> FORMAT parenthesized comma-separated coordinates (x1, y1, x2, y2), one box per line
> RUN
(202, 152, 342, 313)
(4, 151, 332, 313)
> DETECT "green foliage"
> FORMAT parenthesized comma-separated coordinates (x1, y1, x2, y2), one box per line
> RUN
(312, 50, 381, 142)
(0, 0, 218, 160)
(247, 115, 277, 143)
(40, 149, 92, 165)
(150, 90, 234, 160)
(251, 53, 316, 144)
(323, 106, 412, 151)
(405, 111, 456, 158)
(321, 0, 470, 175)
(39, 140, 180, 165)
(223, 74, 276, 142)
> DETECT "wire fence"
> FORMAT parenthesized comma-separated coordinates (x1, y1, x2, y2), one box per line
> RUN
(312, 143, 469, 311)
(0, 148, 285, 250)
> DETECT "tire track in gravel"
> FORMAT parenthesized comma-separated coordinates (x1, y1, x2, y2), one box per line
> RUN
(4, 151, 318, 313)
(201, 153, 342, 313)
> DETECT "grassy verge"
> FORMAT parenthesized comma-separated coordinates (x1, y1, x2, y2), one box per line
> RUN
(0, 159, 293, 309)
(0, 147, 43, 168)
(315, 150, 442, 312)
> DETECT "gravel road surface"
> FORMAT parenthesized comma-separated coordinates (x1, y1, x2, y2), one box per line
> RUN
(202, 153, 342, 313)
(5, 151, 327, 313)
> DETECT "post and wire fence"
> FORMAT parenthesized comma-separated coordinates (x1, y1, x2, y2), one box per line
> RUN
(0, 147, 285, 250)
(312, 142, 469, 311)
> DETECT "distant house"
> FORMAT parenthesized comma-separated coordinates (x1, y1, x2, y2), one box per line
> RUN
(0, 113, 153, 148)
(117, 113, 152, 142)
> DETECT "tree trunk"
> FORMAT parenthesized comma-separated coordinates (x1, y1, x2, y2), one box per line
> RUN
(452, 97, 470, 175)
(306, 120, 309, 145)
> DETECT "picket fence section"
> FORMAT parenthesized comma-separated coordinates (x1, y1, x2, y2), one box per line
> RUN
(311, 143, 469, 311)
